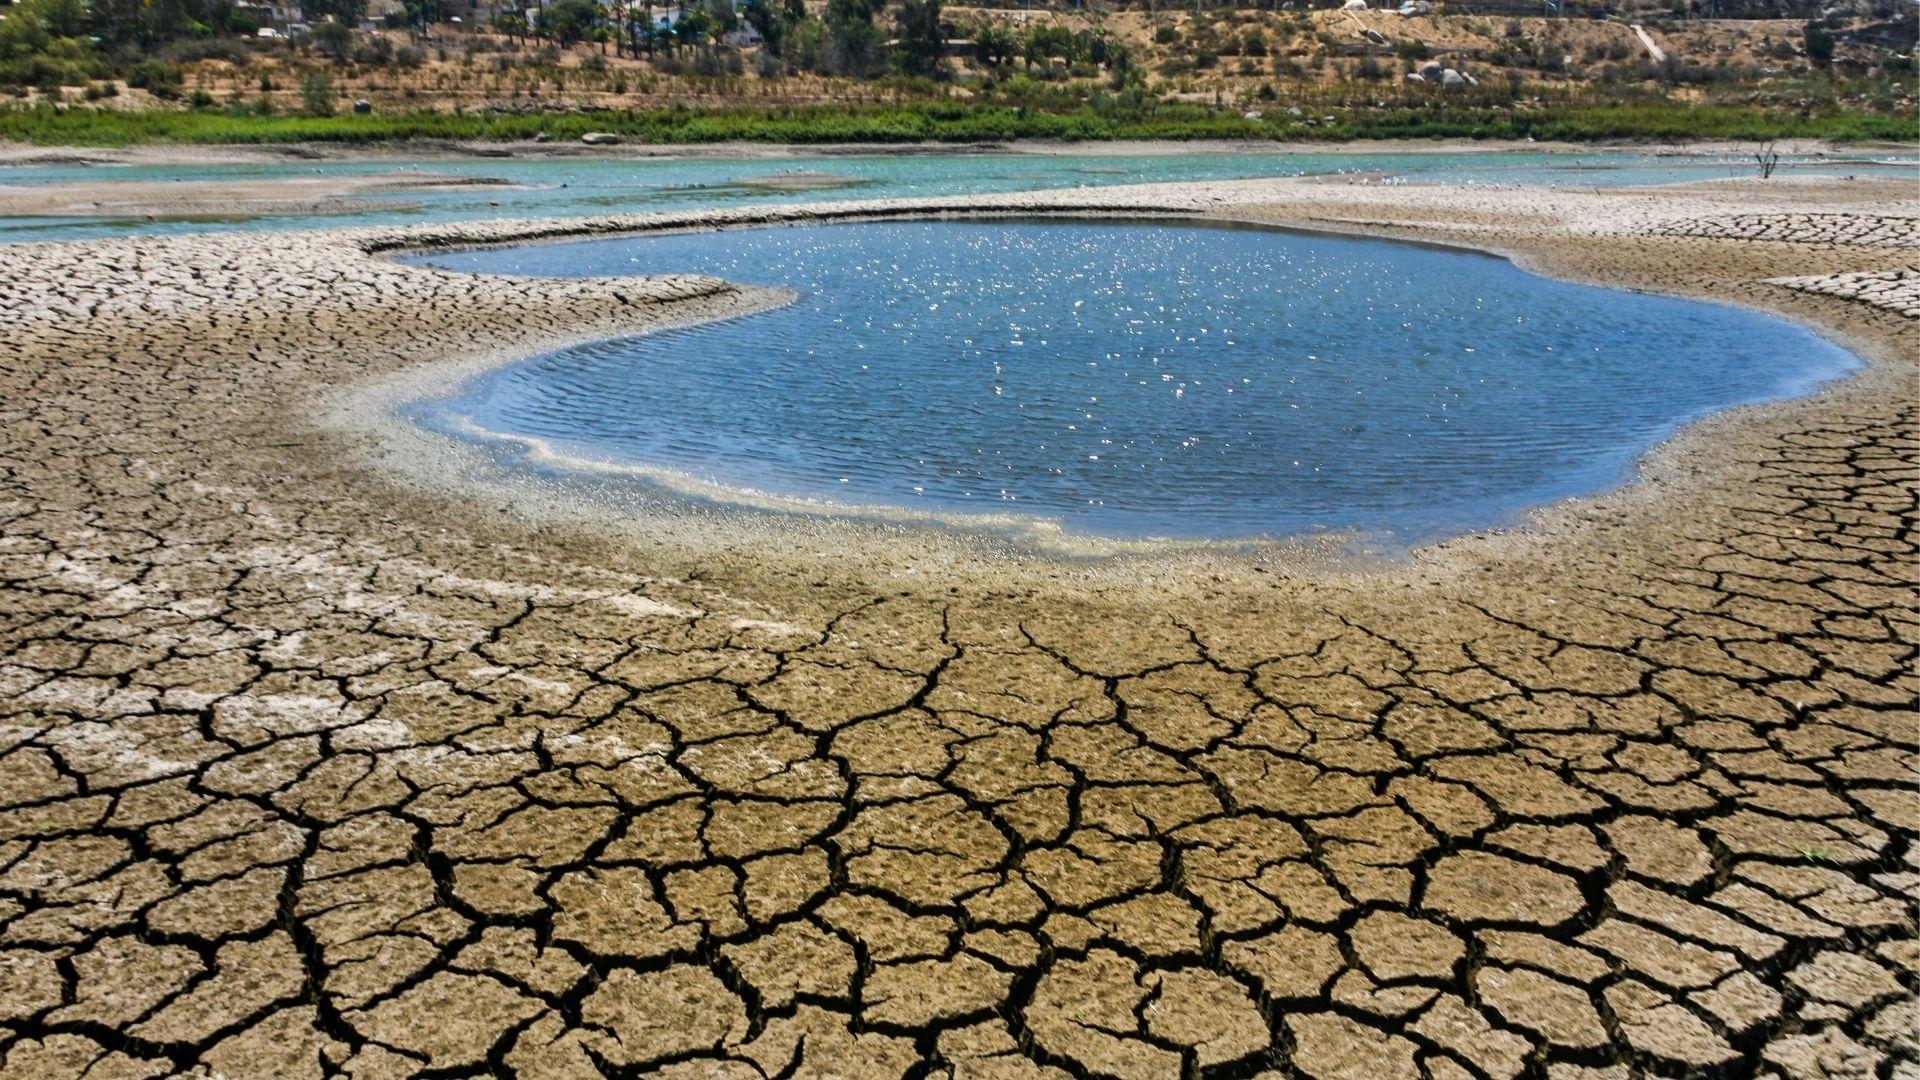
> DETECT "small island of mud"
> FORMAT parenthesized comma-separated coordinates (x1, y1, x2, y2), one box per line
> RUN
(0, 169, 521, 221)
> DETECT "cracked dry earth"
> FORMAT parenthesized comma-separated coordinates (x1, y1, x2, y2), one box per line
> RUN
(0, 175, 1916, 1080)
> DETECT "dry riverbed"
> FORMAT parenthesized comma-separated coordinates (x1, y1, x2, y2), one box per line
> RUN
(0, 174, 1914, 1079)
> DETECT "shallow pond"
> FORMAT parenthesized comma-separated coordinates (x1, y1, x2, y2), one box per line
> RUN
(409, 218, 1860, 545)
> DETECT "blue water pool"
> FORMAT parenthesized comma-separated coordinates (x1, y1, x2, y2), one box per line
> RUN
(408, 218, 1860, 544)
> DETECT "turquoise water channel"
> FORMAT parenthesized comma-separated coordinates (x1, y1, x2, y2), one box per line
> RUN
(3, 147, 1914, 243)
(407, 218, 1860, 545)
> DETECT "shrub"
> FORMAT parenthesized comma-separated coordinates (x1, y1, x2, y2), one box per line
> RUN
(158, 38, 251, 65)
(124, 60, 184, 98)
(313, 21, 352, 61)
(300, 70, 336, 115)
(1802, 22, 1834, 66)
(354, 35, 394, 65)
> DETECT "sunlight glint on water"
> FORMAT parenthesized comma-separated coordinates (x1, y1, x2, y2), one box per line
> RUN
(409, 219, 1860, 544)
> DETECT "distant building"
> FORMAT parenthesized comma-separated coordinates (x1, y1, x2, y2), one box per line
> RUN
(364, 0, 405, 29)
(881, 36, 976, 55)
(604, 0, 682, 29)
(235, 0, 302, 31)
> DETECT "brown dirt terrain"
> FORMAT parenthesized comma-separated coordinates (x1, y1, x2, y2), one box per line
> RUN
(0, 175, 1914, 1078)
(57, 9, 1896, 116)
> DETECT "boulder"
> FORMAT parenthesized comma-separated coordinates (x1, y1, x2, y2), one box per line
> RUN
(1405, 71, 1426, 82)
(533, 131, 552, 143)
(580, 132, 620, 146)
(1418, 59, 1444, 80)
(352, 99, 372, 114)
(1440, 68, 1466, 86)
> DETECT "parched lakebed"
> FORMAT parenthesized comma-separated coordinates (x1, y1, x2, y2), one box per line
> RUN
(3, 175, 1915, 1079)
(408, 217, 1861, 545)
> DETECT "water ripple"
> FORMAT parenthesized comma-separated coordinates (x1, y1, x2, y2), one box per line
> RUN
(409, 219, 1860, 543)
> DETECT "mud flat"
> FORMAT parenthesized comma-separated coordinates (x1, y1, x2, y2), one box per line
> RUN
(0, 169, 518, 220)
(0, 175, 1914, 1078)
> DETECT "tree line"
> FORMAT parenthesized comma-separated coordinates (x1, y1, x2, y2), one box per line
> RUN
(490, 0, 1134, 81)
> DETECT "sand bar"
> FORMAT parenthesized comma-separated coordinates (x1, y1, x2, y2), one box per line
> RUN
(0, 169, 519, 220)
